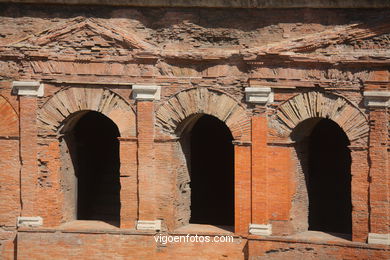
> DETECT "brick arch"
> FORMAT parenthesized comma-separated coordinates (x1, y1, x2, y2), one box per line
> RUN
(156, 88, 251, 142)
(38, 87, 136, 137)
(0, 95, 18, 137)
(274, 91, 369, 146)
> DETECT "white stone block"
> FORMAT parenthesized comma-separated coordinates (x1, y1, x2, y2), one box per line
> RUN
(136, 220, 162, 231)
(363, 91, 390, 108)
(245, 87, 273, 105)
(17, 216, 43, 227)
(132, 85, 161, 101)
(249, 223, 272, 236)
(368, 233, 390, 245)
(12, 81, 44, 97)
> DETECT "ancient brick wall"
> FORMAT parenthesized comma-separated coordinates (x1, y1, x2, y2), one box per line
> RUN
(0, 3, 389, 259)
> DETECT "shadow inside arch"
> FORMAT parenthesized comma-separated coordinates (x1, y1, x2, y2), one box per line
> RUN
(291, 117, 352, 237)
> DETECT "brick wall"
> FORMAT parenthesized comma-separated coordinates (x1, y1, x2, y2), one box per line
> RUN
(17, 231, 246, 260)
(0, 3, 389, 259)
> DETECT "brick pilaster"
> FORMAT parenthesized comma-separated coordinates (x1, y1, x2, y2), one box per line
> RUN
(137, 101, 156, 221)
(19, 96, 38, 216)
(364, 87, 390, 245)
(349, 148, 370, 242)
(118, 138, 138, 228)
(251, 116, 268, 225)
(368, 108, 389, 235)
(234, 142, 251, 235)
(266, 144, 292, 235)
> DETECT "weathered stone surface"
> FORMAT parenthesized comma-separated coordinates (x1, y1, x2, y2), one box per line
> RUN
(11, 17, 152, 51)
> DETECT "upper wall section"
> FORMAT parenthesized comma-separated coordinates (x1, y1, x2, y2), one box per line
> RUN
(0, 0, 389, 8)
(1, 5, 390, 59)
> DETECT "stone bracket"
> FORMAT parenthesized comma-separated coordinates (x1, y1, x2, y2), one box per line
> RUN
(12, 81, 44, 97)
(17, 216, 43, 227)
(245, 87, 273, 105)
(249, 223, 272, 236)
(132, 85, 161, 101)
(136, 220, 162, 231)
(368, 233, 390, 245)
(363, 91, 390, 108)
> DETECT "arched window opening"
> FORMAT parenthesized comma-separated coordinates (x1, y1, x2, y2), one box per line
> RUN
(292, 118, 352, 235)
(65, 111, 121, 226)
(182, 114, 234, 227)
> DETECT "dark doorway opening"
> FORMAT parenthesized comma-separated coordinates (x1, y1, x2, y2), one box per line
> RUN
(308, 118, 352, 234)
(188, 115, 234, 226)
(71, 111, 121, 225)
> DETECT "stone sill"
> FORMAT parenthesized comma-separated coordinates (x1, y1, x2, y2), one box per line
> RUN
(17, 222, 239, 237)
(248, 231, 389, 250)
(0, 0, 389, 8)
(15, 224, 390, 249)
(18, 220, 152, 235)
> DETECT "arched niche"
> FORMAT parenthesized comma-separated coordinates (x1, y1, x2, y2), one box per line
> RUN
(155, 88, 250, 230)
(38, 87, 136, 224)
(272, 91, 369, 236)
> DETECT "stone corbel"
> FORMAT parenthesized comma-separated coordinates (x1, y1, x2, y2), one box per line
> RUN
(132, 85, 161, 101)
(363, 91, 390, 108)
(12, 81, 44, 97)
(245, 87, 274, 105)
(368, 233, 390, 246)
(249, 223, 272, 236)
(136, 220, 162, 231)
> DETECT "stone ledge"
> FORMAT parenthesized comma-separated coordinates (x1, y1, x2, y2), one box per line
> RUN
(249, 224, 272, 236)
(248, 233, 389, 250)
(1, 0, 390, 8)
(368, 233, 390, 246)
(132, 85, 161, 101)
(12, 81, 44, 97)
(363, 91, 390, 108)
(136, 220, 162, 231)
(245, 87, 273, 105)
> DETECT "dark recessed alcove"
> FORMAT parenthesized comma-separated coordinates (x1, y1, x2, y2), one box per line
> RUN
(307, 118, 352, 234)
(188, 115, 234, 226)
(70, 111, 121, 226)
